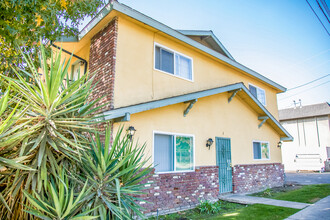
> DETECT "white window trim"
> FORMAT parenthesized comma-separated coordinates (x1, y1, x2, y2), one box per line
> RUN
(252, 140, 271, 161)
(154, 42, 194, 82)
(152, 130, 195, 174)
(71, 60, 84, 80)
(248, 83, 267, 106)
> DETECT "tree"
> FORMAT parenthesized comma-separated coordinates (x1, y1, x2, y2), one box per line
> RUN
(0, 0, 105, 75)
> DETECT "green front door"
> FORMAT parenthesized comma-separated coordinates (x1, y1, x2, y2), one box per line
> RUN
(216, 137, 233, 193)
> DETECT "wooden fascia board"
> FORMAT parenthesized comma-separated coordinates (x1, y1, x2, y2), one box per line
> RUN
(239, 86, 293, 141)
(104, 83, 243, 120)
(103, 82, 293, 141)
(177, 30, 235, 60)
(73, 1, 286, 92)
(112, 1, 285, 92)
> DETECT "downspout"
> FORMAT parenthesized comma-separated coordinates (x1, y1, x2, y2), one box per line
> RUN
(50, 43, 88, 74)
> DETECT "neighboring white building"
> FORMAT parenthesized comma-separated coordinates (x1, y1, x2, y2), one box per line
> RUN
(279, 102, 330, 172)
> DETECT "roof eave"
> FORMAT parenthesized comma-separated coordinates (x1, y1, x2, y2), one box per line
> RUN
(79, 3, 114, 40)
(111, 2, 286, 92)
(60, 1, 286, 92)
(177, 30, 235, 60)
(103, 83, 292, 140)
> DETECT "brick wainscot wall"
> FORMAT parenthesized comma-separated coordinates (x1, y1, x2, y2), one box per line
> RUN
(232, 163, 285, 194)
(138, 166, 219, 216)
(137, 163, 284, 215)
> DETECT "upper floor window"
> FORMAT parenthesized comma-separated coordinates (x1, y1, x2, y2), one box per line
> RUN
(249, 84, 266, 106)
(154, 44, 193, 81)
(154, 132, 194, 173)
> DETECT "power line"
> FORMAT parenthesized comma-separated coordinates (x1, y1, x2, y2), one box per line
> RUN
(284, 49, 330, 70)
(280, 80, 330, 100)
(306, 0, 330, 36)
(317, 0, 330, 23)
(287, 73, 329, 91)
(320, 0, 330, 20)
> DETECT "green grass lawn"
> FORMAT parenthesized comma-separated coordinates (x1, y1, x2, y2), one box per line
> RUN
(150, 184, 330, 219)
(149, 201, 299, 220)
(213, 204, 299, 220)
(251, 184, 330, 204)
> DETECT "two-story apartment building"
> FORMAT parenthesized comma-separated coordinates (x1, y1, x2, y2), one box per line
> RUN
(54, 1, 292, 214)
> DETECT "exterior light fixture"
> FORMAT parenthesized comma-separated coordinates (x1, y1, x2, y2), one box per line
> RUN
(277, 141, 282, 148)
(127, 126, 136, 139)
(206, 138, 214, 150)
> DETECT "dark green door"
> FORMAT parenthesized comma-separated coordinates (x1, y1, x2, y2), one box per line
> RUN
(216, 137, 232, 193)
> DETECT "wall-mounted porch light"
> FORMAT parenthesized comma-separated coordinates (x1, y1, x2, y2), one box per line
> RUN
(277, 141, 282, 148)
(127, 126, 136, 139)
(206, 138, 214, 150)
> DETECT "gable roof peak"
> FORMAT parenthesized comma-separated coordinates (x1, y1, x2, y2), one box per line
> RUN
(61, 1, 286, 92)
(176, 30, 234, 60)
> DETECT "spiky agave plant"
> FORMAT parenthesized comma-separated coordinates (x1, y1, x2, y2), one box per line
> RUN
(0, 84, 31, 169)
(23, 168, 99, 220)
(0, 43, 102, 219)
(0, 83, 35, 211)
(76, 126, 152, 219)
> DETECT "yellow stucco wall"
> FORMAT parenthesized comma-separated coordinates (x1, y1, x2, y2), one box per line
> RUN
(52, 41, 90, 78)
(114, 15, 280, 119)
(113, 92, 282, 167)
(54, 11, 284, 168)
(57, 13, 281, 119)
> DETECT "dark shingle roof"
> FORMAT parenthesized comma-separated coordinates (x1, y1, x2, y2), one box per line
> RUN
(279, 102, 330, 121)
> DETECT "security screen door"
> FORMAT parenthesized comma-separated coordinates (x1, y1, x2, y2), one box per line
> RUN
(216, 137, 233, 193)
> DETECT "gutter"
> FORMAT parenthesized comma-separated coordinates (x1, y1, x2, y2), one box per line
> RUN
(51, 43, 88, 74)
(76, 1, 286, 92)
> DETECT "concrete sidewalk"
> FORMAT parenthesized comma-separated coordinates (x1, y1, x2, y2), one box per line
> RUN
(285, 195, 330, 220)
(219, 194, 310, 209)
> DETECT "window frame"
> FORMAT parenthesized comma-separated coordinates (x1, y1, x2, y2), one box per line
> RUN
(252, 140, 271, 160)
(71, 60, 84, 81)
(153, 130, 195, 174)
(154, 43, 194, 82)
(248, 83, 267, 106)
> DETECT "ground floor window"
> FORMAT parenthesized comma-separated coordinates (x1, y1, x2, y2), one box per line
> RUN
(253, 141, 270, 160)
(154, 132, 194, 172)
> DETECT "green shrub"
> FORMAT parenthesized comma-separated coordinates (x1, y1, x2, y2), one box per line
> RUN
(76, 126, 152, 219)
(197, 200, 222, 214)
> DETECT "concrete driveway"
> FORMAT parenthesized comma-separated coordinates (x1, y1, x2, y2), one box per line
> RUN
(285, 172, 330, 185)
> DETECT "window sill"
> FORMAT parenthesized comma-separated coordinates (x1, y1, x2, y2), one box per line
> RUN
(253, 158, 270, 161)
(154, 169, 195, 175)
(154, 68, 194, 82)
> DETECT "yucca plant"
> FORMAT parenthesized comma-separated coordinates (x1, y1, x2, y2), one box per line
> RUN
(0, 83, 34, 212)
(0, 43, 102, 219)
(23, 168, 98, 220)
(0, 84, 32, 170)
(75, 126, 152, 219)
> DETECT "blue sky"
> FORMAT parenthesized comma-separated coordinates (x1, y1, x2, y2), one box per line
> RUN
(83, 0, 330, 109)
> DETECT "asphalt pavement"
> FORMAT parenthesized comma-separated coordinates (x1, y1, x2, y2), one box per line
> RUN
(285, 172, 330, 185)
